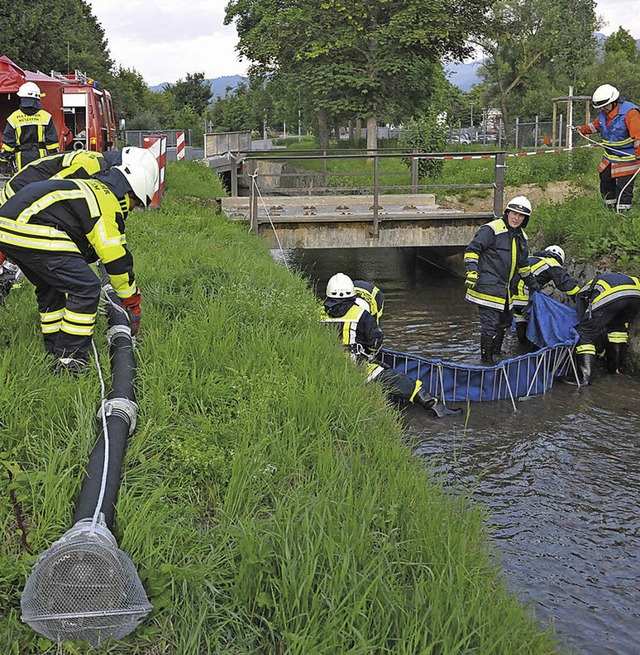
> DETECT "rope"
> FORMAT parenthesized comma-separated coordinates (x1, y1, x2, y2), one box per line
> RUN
(89, 335, 110, 532)
(251, 171, 291, 269)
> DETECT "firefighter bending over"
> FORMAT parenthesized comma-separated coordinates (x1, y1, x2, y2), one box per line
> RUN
(0, 82, 59, 171)
(562, 273, 640, 386)
(320, 273, 460, 418)
(0, 147, 159, 374)
(512, 244, 581, 349)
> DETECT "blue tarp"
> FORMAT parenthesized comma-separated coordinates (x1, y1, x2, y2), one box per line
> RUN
(382, 293, 579, 405)
(525, 291, 579, 348)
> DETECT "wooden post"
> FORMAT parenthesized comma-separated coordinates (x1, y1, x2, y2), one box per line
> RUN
(552, 101, 558, 147)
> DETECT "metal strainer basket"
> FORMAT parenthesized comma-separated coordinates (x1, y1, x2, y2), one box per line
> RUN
(21, 516, 152, 646)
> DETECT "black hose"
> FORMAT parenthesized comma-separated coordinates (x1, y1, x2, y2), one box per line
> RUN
(73, 265, 137, 530)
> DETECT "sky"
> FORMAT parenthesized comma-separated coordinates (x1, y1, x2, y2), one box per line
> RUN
(87, 0, 639, 87)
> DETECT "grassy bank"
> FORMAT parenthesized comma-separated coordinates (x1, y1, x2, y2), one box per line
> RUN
(1, 161, 557, 653)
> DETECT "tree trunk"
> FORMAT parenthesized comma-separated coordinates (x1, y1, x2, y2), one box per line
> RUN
(318, 107, 329, 150)
(349, 119, 356, 141)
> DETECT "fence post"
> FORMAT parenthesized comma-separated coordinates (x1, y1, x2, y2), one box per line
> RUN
(535, 116, 539, 149)
(247, 159, 258, 232)
(372, 154, 380, 238)
(493, 152, 505, 218)
(515, 117, 519, 150)
(411, 148, 419, 192)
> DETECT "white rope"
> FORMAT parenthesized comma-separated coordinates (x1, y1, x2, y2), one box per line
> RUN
(90, 337, 110, 532)
(250, 171, 291, 269)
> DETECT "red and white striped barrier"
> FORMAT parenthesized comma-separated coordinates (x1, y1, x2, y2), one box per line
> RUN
(412, 143, 597, 161)
(176, 131, 185, 161)
(142, 135, 167, 208)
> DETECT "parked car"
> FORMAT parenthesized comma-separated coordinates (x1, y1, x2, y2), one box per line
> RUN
(445, 133, 471, 145)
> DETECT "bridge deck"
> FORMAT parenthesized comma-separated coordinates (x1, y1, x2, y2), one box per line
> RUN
(220, 194, 493, 249)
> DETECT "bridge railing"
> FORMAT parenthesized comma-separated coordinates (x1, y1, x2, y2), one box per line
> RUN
(239, 149, 505, 235)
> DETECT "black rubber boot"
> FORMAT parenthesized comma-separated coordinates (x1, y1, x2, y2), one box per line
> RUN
(494, 329, 505, 355)
(561, 353, 596, 386)
(605, 342, 627, 374)
(516, 322, 528, 345)
(480, 334, 494, 365)
(414, 387, 462, 418)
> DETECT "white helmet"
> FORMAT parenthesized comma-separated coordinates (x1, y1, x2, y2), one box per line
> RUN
(326, 273, 355, 299)
(592, 84, 619, 109)
(544, 245, 565, 265)
(121, 146, 159, 177)
(17, 82, 41, 99)
(114, 158, 159, 209)
(506, 196, 532, 217)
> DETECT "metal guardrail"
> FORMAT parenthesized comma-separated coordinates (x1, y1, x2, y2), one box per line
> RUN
(239, 149, 506, 236)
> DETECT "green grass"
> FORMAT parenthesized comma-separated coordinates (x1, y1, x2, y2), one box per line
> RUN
(0, 162, 558, 654)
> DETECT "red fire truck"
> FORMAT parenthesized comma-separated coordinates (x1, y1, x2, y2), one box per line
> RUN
(0, 55, 117, 157)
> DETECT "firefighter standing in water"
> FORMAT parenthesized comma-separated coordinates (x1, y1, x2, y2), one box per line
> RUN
(0, 82, 59, 172)
(464, 196, 540, 364)
(320, 273, 460, 418)
(512, 245, 581, 348)
(0, 149, 158, 374)
(574, 84, 640, 212)
(563, 273, 640, 386)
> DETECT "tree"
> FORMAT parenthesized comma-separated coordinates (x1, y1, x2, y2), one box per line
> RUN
(603, 28, 639, 63)
(164, 72, 213, 116)
(0, 0, 113, 80)
(225, 0, 490, 148)
(475, 0, 599, 123)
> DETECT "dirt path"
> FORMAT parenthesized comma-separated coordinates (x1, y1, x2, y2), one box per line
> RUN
(439, 181, 583, 212)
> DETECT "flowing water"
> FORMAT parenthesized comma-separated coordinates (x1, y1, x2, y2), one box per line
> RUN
(286, 247, 640, 655)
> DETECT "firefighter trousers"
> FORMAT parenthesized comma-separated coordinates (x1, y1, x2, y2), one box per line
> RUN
(599, 165, 635, 209)
(0, 245, 100, 359)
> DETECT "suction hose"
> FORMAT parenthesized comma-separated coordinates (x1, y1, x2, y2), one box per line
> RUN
(21, 263, 151, 646)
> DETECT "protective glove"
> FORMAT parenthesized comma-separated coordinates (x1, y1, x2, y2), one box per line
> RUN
(465, 270, 478, 290)
(121, 288, 142, 336)
(524, 275, 541, 293)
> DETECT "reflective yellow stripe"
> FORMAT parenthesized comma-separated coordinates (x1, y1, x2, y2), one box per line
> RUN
(409, 379, 423, 402)
(607, 332, 629, 344)
(576, 343, 596, 355)
(64, 309, 97, 325)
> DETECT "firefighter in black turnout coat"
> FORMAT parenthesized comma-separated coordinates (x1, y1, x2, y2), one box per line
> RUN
(512, 244, 581, 346)
(464, 196, 539, 364)
(563, 272, 640, 386)
(320, 273, 459, 418)
(0, 148, 158, 374)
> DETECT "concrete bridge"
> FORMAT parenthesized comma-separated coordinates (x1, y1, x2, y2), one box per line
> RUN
(219, 193, 493, 249)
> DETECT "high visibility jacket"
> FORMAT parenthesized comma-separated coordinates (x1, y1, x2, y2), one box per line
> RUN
(464, 217, 530, 310)
(577, 273, 640, 319)
(1, 108, 59, 170)
(353, 279, 385, 324)
(0, 151, 112, 206)
(579, 100, 640, 178)
(0, 178, 136, 299)
(513, 255, 580, 308)
(320, 298, 385, 380)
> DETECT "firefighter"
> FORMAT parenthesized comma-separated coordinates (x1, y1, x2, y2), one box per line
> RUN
(562, 273, 640, 386)
(320, 273, 460, 418)
(0, 151, 159, 374)
(512, 245, 581, 347)
(574, 84, 640, 212)
(0, 82, 59, 171)
(353, 278, 385, 325)
(464, 196, 539, 364)
(0, 149, 122, 207)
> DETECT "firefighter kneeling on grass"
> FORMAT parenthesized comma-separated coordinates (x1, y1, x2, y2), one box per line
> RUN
(0, 147, 159, 374)
(320, 273, 460, 418)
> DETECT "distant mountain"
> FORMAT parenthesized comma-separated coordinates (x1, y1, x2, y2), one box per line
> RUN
(149, 75, 247, 99)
